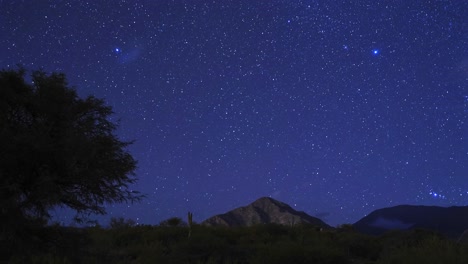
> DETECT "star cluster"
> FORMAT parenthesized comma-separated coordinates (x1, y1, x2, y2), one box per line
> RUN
(0, 0, 466, 226)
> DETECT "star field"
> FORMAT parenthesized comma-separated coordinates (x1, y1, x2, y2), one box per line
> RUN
(1, 0, 466, 226)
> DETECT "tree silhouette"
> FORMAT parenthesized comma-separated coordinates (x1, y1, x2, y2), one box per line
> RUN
(159, 217, 186, 227)
(0, 68, 142, 238)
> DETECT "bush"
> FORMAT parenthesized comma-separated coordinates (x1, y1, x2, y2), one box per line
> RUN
(378, 235, 468, 264)
(159, 217, 186, 227)
(7, 223, 468, 263)
(109, 217, 136, 229)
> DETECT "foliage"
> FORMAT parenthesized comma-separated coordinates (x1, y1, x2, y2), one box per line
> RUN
(159, 217, 186, 227)
(109, 217, 136, 229)
(0, 68, 142, 241)
(6, 222, 468, 263)
(377, 235, 468, 264)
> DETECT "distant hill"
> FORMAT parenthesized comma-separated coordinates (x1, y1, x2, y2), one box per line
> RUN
(353, 205, 468, 238)
(202, 197, 330, 228)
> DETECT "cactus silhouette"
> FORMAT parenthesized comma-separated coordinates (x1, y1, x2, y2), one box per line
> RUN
(188, 211, 193, 238)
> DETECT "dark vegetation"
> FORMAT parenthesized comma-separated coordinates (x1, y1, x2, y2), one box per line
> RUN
(3, 222, 468, 264)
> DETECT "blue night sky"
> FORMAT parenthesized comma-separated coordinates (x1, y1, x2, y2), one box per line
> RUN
(1, 0, 466, 226)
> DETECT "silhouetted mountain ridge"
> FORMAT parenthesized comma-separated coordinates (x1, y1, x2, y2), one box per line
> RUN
(202, 198, 468, 238)
(353, 204, 468, 238)
(202, 197, 330, 228)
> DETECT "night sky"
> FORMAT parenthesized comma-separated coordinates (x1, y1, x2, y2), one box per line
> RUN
(1, 1, 467, 226)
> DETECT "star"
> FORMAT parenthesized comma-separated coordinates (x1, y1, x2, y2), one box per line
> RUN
(372, 49, 380, 55)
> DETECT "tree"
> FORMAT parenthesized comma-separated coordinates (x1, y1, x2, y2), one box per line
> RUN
(109, 217, 136, 229)
(0, 68, 142, 238)
(159, 217, 186, 227)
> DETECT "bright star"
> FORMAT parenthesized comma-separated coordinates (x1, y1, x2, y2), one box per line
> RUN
(372, 49, 380, 55)
(115, 48, 121, 53)
(429, 191, 446, 199)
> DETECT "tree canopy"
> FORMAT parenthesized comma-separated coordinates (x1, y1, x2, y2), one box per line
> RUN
(0, 68, 142, 236)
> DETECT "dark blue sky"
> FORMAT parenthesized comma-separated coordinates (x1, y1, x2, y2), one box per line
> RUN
(1, 0, 466, 226)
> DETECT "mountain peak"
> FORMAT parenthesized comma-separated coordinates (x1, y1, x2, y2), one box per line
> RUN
(251, 196, 289, 208)
(202, 197, 330, 228)
(253, 196, 278, 203)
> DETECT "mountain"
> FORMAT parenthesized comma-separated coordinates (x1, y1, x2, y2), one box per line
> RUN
(202, 197, 330, 228)
(353, 205, 468, 238)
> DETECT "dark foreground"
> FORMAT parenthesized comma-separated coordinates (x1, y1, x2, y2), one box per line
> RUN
(3, 224, 468, 264)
